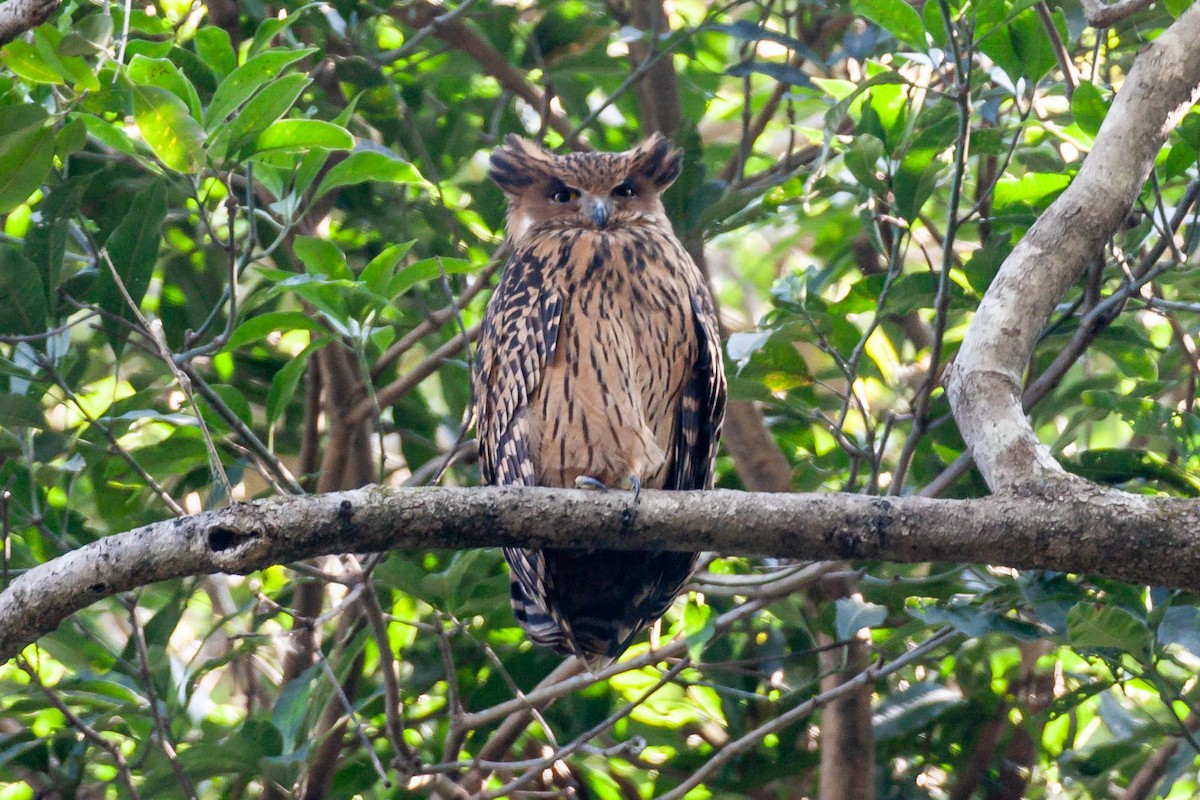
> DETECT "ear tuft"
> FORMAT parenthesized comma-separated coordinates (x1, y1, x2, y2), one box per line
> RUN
(487, 136, 540, 194)
(487, 135, 556, 194)
(631, 132, 683, 189)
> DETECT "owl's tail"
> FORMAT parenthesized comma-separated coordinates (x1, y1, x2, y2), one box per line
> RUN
(503, 547, 696, 665)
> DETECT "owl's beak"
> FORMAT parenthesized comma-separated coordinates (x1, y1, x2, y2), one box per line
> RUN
(583, 195, 614, 229)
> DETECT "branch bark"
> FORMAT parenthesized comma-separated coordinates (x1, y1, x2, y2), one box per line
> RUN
(1079, 0, 1156, 27)
(945, 3, 1200, 492)
(6, 482, 1200, 663)
(0, 0, 58, 47)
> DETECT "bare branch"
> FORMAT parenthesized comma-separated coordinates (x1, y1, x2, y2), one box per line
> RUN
(5, 483, 1200, 663)
(945, 4, 1200, 491)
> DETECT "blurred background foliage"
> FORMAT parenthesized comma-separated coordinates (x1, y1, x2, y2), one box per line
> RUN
(1, 0, 1200, 797)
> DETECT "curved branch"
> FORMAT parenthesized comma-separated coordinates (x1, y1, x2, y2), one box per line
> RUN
(4, 483, 1200, 662)
(946, 4, 1200, 491)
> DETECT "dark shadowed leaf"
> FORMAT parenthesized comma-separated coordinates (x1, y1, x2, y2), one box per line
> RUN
(726, 60, 812, 87)
(97, 180, 168, 351)
(873, 683, 962, 740)
(0, 247, 47, 335)
(0, 393, 46, 430)
(1067, 603, 1151, 654)
(0, 104, 54, 213)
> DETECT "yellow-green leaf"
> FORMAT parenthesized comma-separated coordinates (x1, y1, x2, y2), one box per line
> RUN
(251, 119, 353, 155)
(131, 84, 206, 171)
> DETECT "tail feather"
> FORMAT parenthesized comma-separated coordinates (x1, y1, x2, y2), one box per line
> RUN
(503, 547, 695, 663)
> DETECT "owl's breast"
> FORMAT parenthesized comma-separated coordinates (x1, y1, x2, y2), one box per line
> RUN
(527, 227, 700, 489)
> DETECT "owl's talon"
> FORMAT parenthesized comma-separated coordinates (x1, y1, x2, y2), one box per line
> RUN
(575, 475, 610, 493)
(627, 474, 642, 505)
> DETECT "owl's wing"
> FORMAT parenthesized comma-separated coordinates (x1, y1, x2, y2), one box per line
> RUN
(472, 248, 563, 488)
(665, 290, 727, 491)
(472, 247, 565, 649)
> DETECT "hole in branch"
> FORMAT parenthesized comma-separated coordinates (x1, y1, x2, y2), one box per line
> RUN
(208, 526, 244, 552)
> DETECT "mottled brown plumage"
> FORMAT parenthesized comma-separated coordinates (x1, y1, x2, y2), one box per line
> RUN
(473, 134, 726, 665)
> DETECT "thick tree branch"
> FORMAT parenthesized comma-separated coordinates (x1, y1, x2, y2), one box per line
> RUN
(946, 4, 1200, 491)
(0, 0, 58, 47)
(5, 483, 1200, 663)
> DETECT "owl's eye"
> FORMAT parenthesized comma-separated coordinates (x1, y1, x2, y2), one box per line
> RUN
(548, 188, 580, 203)
(612, 183, 636, 199)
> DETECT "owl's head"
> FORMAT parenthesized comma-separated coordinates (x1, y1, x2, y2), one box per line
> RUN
(488, 133, 682, 242)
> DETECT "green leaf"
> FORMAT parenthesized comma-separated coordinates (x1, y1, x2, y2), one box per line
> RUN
(81, 115, 145, 162)
(843, 134, 886, 189)
(0, 105, 54, 214)
(208, 73, 311, 163)
(267, 340, 323, 425)
(908, 598, 1044, 640)
(97, 180, 168, 351)
(1157, 605, 1200, 654)
(251, 119, 354, 155)
(1009, 6, 1058, 83)
(1071, 81, 1109, 139)
(293, 146, 333, 198)
(684, 600, 715, 661)
(293, 236, 350, 279)
(33, 26, 97, 91)
(386, 257, 477, 299)
(127, 55, 203, 120)
(835, 598, 888, 639)
(273, 664, 319, 753)
(0, 392, 46, 430)
(1067, 603, 1152, 654)
(248, 4, 320, 57)
(0, 247, 47, 335)
(1, 39, 64, 84)
(706, 20, 825, 64)
(193, 26, 236, 80)
(725, 60, 812, 87)
(872, 683, 962, 740)
(23, 221, 67, 301)
(203, 48, 317, 129)
(993, 172, 1071, 210)
(358, 241, 415, 296)
(59, 11, 113, 56)
(852, 0, 926, 52)
(226, 311, 327, 351)
(131, 84, 206, 171)
(55, 117, 88, 160)
(313, 150, 427, 200)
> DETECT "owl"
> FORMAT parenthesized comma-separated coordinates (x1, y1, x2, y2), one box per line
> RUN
(473, 133, 726, 666)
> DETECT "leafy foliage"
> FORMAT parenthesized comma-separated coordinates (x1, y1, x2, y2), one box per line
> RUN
(0, 0, 1198, 798)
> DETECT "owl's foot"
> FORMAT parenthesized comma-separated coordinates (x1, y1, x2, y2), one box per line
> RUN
(573, 474, 642, 505)
(574, 475, 610, 492)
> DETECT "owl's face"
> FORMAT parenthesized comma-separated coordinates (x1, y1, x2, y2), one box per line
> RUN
(489, 133, 682, 243)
